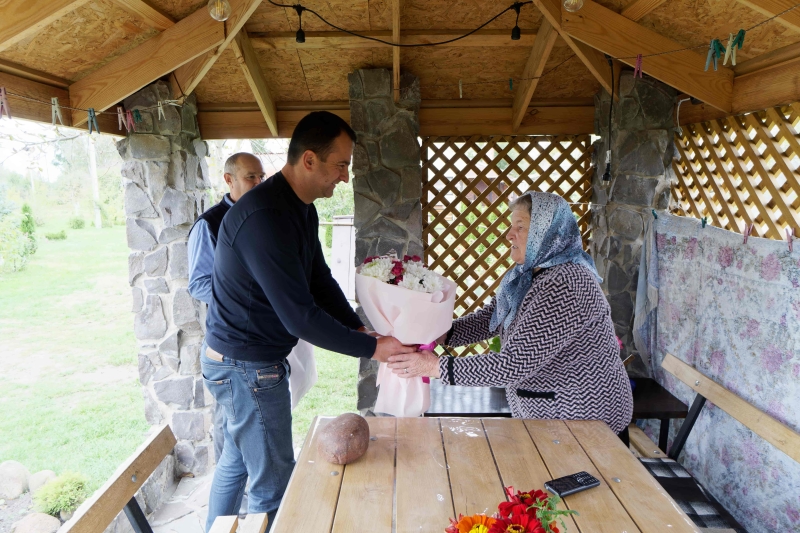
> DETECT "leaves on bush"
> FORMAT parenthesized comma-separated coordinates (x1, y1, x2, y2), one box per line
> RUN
(34, 472, 89, 517)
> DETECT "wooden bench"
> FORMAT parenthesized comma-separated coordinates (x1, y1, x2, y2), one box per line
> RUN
(60, 425, 268, 533)
(632, 353, 800, 532)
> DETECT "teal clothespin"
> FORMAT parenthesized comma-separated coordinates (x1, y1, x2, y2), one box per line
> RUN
(701, 217, 707, 228)
(652, 209, 658, 220)
(87, 108, 99, 134)
(509, 78, 513, 91)
(705, 39, 725, 71)
(133, 109, 142, 124)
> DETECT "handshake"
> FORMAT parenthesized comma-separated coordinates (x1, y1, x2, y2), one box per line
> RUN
(363, 328, 444, 380)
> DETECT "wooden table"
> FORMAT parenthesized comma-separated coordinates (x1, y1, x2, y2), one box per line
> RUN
(425, 379, 689, 452)
(271, 417, 701, 533)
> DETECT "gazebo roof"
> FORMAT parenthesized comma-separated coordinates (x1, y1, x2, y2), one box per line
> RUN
(2, 0, 800, 139)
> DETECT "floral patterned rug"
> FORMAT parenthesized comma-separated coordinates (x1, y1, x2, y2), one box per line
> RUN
(639, 213, 799, 533)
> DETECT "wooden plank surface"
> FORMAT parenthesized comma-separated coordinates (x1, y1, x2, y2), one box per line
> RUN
(621, 0, 667, 20)
(628, 424, 666, 458)
(440, 418, 506, 516)
(237, 514, 268, 533)
(662, 353, 800, 463)
(110, 0, 175, 30)
(331, 417, 396, 533)
(567, 420, 700, 533)
(562, 0, 733, 112)
(270, 417, 344, 532)
(483, 419, 579, 533)
(0, 0, 92, 52)
(525, 420, 641, 533)
(395, 418, 454, 533)
(511, 19, 558, 131)
(69, 6, 225, 126)
(61, 425, 177, 533)
(735, 0, 800, 33)
(208, 516, 238, 533)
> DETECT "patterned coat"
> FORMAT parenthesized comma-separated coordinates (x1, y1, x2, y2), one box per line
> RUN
(438, 263, 633, 434)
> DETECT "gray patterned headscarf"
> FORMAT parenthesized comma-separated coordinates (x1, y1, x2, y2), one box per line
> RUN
(489, 191, 601, 331)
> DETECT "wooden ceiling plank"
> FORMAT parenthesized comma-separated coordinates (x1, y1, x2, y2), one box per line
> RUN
(511, 19, 559, 132)
(393, 0, 400, 103)
(732, 59, 800, 114)
(231, 30, 278, 135)
(620, 0, 667, 21)
(69, 7, 226, 127)
(534, 0, 616, 99)
(0, 58, 70, 89)
(109, 0, 175, 31)
(249, 29, 544, 49)
(734, 40, 800, 76)
(735, 0, 800, 34)
(172, 0, 264, 99)
(0, 0, 92, 53)
(562, 0, 733, 112)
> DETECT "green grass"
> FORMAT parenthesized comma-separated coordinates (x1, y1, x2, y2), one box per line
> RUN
(0, 218, 358, 490)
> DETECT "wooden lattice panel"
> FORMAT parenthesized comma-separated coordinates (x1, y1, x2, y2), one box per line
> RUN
(673, 105, 800, 240)
(421, 135, 593, 356)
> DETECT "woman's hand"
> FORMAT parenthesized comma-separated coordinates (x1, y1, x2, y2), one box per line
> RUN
(388, 350, 441, 379)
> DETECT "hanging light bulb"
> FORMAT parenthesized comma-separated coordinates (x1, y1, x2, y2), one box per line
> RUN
(563, 0, 584, 12)
(294, 5, 306, 44)
(207, 0, 231, 21)
(510, 3, 521, 41)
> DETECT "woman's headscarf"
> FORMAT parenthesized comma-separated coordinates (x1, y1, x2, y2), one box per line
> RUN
(489, 191, 601, 331)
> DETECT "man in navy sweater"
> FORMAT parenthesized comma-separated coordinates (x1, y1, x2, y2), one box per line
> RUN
(201, 112, 415, 530)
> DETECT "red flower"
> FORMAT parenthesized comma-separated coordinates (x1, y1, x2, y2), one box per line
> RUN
(394, 275, 404, 283)
(488, 510, 546, 533)
(363, 256, 376, 264)
(391, 260, 404, 276)
(403, 254, 422, 262)
(498, 487, 548, 518)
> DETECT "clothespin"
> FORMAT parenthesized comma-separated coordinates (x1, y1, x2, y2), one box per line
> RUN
(701, 217, 707, 228)
(730, 29, 745, 66)
(133, 109, 142, 124)
(0, 87, 11, 119)
(724, 33, 734, 66)
(652, 209, 658, 220)
(163, 99, 182, 107)
(634, 54, 643, 78)
(125, 110, 136, 132)
(51, 97, 64, 126)
(788, 227, 795, 252)
(87, 108, 100, 134)
(509, 78, 513, 91)
(743, 223, 753, 244)
(459, 80, 463, 99)
(157, 102, 166, 121)
(705, 39, 726, 71)
(117, 107, 125, 131)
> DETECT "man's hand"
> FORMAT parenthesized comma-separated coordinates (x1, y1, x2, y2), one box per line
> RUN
(358, 326, 381, 339)
(372, 336, 416, 363)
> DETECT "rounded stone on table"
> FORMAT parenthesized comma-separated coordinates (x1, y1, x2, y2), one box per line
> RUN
(27, 471, 56, 495)
(317, 413, 370, 465)
(0, 461, 30, 500)
(10, 513, 61, 533)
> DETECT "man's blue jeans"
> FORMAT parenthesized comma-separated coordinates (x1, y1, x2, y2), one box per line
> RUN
(200, 344, 295, 532)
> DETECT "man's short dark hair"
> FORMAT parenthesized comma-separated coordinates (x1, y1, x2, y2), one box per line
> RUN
(287, 111, 357, 165)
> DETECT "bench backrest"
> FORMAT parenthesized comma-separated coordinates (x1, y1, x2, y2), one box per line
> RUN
(662, 353, 800, 463)
(60, 425, 177, 533)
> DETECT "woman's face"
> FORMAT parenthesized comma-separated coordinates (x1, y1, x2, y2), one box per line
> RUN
(507, 207, 530, 265)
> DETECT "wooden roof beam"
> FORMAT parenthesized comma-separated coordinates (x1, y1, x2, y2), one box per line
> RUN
(393, 0, 401, 102)
(562, 0, 733, 112)
(171, 0, 263, 99)
(0, 0, 92, 53)
(69, 6, 226, 127)
(0, 58, 70, 89)
(231, 31, 278, 136)
(735, 0, 800, 33)
(109, 0, 175, 31)
(512, 19, 559, 132)
(534, 0, 617, 100)
(734, 39, 800, 75)
(620, 0, 666, 21)
(249, 29, 546, 49)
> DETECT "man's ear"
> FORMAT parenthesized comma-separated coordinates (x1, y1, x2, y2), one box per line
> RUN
(223, 173, 234, 186)
(302, 150, 316, 171)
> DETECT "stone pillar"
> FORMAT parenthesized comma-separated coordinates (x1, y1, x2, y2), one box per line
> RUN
(117, 80, 214, 475)
(348, 69, 423, 414)
(591, 71, 675, 376)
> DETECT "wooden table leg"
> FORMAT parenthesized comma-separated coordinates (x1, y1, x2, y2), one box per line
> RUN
(659, 418, 669, 452)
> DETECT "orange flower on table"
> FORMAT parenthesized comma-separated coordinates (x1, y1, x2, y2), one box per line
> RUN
(445, 513, 497, 533)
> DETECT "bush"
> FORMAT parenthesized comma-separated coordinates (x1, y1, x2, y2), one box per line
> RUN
(325, 224, 333, 248)
(34, 472, 89, 517)
(45, 230, 67, 241)
(68, 217, 86, 229)
(0, 214, 35, 272)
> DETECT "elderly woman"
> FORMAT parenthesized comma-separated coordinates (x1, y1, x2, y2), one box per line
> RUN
(388, 191, 633, 435)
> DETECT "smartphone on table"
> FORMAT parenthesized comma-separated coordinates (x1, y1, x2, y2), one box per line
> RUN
(544, 471, 601, 497)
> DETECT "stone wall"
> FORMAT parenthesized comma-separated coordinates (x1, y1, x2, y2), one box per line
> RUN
(348, 69, 423, 414)
(117, 80, 214, 477)
(591, 71, 676, 376)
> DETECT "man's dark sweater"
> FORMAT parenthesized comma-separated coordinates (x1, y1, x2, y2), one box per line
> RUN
(205, 171, 377, 362)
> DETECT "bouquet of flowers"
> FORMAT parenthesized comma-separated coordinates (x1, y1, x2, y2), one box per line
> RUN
(445, 486, 576, 533)
(356, 252, 457, 417)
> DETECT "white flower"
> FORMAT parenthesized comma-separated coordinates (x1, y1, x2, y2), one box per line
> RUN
(398, 272, 425, 292)
(421, 271, 443, 293)
(360, 257, 394, 283)
(403, 261, 428, 278)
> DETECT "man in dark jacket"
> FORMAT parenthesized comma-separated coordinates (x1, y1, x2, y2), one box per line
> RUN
(201, 112, 415, 531)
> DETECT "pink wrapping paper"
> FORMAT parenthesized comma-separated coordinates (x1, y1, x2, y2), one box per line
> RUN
(355, 270, 457, 417)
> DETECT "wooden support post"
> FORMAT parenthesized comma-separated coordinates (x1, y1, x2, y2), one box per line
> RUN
(511, 19, 558, 132)
(231, 30, 278, 136)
